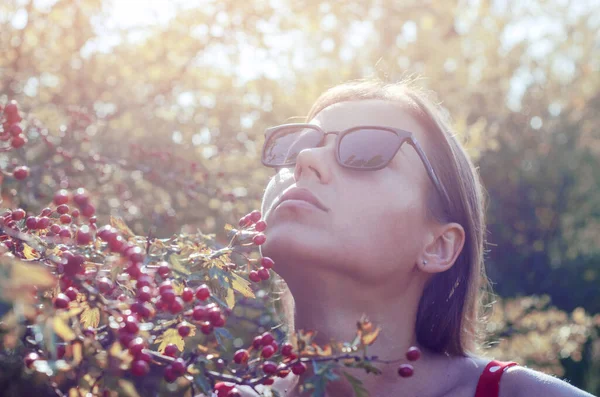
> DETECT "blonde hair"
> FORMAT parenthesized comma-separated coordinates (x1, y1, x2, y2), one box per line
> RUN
(271, 77, 493, 356)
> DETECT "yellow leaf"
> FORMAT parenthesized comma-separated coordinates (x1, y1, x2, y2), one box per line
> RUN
(155, 328, 185, 354)
(231, 273, 255, 299)
(53, 317, 76, 342)
(224, 224, 234, 232)
(80, 307, 100, 329)
(10, 260, 55, 289)
(169, 255, 191, 275)
(361, 326, 381, 346)
(171, 280, 185, 295)
(225, 287, 235, 309)
(110, 216, 135, 238)
(118, 379, 141, 397)
(22, 243, 41, 260)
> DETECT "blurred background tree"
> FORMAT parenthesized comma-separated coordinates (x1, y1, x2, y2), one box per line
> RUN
(1, 0, 599, 394)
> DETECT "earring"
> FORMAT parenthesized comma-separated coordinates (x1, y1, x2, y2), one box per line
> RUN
(423, 260, 428, 265)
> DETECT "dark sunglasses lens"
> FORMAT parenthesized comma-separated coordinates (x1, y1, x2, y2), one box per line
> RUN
(339, 129, 399, 168)
(263, 126, 322, 166)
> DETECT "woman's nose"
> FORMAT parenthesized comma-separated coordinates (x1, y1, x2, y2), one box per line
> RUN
(293, 135, 336, 183)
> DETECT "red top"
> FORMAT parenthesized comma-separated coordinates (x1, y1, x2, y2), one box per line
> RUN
(474, 360, 519, 397)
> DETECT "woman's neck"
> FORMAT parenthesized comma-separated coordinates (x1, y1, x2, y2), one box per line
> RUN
(279, 265, 436, 396)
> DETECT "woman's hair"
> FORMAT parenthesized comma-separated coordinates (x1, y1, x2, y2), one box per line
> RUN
(272, 77, 494, 357)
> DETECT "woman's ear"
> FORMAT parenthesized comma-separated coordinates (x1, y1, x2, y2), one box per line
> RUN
(419, 222, 465, 274)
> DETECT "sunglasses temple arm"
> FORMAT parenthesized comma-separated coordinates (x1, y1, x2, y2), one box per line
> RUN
(409, 139, 451, 207)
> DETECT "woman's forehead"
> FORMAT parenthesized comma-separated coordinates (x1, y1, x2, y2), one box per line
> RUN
(309, 99, 425, 137)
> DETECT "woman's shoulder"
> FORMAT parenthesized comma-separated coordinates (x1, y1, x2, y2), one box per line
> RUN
(496, 365, 595, 397)
(450, 355, 593, 397)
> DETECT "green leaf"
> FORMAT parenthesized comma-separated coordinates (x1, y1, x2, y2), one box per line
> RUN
(342, 372, 370, 397)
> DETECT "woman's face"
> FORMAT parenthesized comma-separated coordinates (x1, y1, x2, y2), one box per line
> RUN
(260, 99, 438, 286)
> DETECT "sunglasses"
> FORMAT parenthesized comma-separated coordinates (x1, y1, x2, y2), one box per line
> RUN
(261, 123, 450, 206)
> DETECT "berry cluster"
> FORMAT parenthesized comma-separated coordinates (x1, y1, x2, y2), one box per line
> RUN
(236, 210, 273, 283)
(0, 101, 30, 180)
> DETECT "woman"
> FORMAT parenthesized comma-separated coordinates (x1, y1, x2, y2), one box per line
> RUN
(228, 79, 594, 397)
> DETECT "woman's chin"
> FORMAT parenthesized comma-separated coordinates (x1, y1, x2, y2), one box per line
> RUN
(260, 227, 330, 266)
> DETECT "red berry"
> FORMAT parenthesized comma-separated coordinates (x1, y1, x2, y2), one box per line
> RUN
(54, 293, 70, 309)
(249, 210, 262, 223)
(157, 261, 170, 277)
(169, 297, 184, 314)
(261, 332, 274, 346)
(97, 277, 113, 293)
(200, 321, 213, 335)
(195, 284, 211, 301)
(9, 124, 22, 136)
(126, 246, 144, 263)
(261, 345, 275, 359)
(257, 267, 270, 280)
(64, 287, 78, 301)
(50, 224, 61, 234)
(164, 344, 178, 357)
(255, 220, 267, 232)
(40, 207, 52, 217)
(73, 188, 89, 207)
(406, 346, 421, 362)
(192, 305, 208, 321)
(398, 363, 414, 377)
(25, 216, 37, 229)
(137, 286, 152, 302)
(124, 315, 139, 334)
(277, 363, 291, 378)
(11, 208, 25, 221)
(128, 337, 146, 357)
(260, 257, 274, 269)
(137, 275, 154, 289)
(211, 314, 225, 327)
(281, 343, 293, 357)
(164, 365, 178, 383)
(4, 101, 20, 121)
(252, 234, 266, 245)
(261, 379, 274, 386)
(58, 228, 71, 239)
(24, 352, 39, 368)
(76, 226, 92, 245)
(249, 270, 261, 283)
(13, 166, 29, 180)
(11, 134, 27, 148)
(207, 307, 221, 323)
(56, 204, 69, 215)
(97, 225, 115, 241)
(131, 360, 150, 377)
(233, 349, 249, 364)
(171, 358, 187, 376)
(54, 190, 69, 205)
(158, 280, 173, 293)
(252, 336, 263, 349)
(238, 215, 252, 228)
(178, 323, 191, 337)
(161, 288, 176, 303)
(292, 362, 307, 375)
(270, 341, 279, 352)
(126, 262, 141, 279)
(262, 361, 277, 375)
(81, 204, 95, 217)
(213, 382, 235, 395)
(71, 209, 80, 218)
(229, 388, 243, 396)
(37, 216, 50, 229)
(137, 351, 152, 363)
(181, 287, 194, 302)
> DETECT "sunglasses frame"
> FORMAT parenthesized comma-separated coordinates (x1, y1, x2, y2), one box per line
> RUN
(262, 123, 450, 207)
